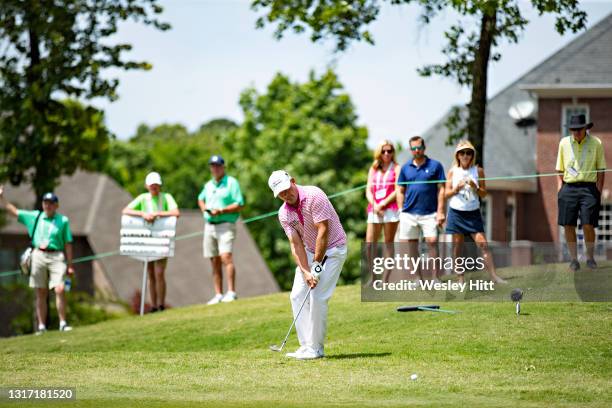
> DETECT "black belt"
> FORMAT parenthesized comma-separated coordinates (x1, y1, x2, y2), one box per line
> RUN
(38, 248, 60, 252)
(207, 221, 227, 225)
(564, 182, 596, 187)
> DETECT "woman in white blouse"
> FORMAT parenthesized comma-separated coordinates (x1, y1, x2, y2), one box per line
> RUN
(445, 140, 506, 284)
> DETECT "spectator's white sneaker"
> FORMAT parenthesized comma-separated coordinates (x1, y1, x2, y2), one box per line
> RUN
(59, 323, 73, 332)
(35, 326, 47, 336)
(207, 294, 224, 305)
(221, 291, 237, 303)
(285, 346, 308, 358)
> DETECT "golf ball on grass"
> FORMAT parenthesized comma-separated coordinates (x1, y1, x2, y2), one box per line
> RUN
(410, 374, 418, 381)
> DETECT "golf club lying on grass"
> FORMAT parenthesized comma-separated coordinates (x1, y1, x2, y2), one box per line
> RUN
(270, 255, 328, 353)
(397, 305, 457, 314)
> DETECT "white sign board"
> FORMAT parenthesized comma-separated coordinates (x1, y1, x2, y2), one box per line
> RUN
(120, 215, 177, 262)
(119, 215, 178, 316)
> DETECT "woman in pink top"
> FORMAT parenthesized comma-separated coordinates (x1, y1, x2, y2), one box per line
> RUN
(366, 140, 400, 282)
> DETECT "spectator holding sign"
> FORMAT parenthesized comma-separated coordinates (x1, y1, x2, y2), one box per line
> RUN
(122, 172, 180, 312)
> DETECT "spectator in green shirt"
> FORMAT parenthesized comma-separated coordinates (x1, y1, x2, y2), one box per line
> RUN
(123, 172, 180, 312)
(198, 155, 244, 304)
(0, 187, 74, 334)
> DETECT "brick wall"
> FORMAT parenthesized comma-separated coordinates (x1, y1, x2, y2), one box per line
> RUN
(488, 190, 508, 242)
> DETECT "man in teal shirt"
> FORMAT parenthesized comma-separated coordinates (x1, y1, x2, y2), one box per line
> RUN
(197, 155, 244, 304)
(0, 187, 74, 334)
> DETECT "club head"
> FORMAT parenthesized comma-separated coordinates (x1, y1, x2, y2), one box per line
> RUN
(269, 344, 283, 352)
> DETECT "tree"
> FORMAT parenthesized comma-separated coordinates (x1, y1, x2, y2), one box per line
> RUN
(221, 70, 370, 289)
(251, 0, 587, 165)
(0, 0, 170, 205)
(105, 120, 234, 209)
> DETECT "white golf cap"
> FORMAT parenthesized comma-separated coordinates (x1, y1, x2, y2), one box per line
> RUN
(145, 171, 162, 186)
(268, 170, 292, 197)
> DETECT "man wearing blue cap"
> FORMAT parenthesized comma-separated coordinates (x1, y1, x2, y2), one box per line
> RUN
(197, 155, 245, 304)
(0, 186, 74, 334)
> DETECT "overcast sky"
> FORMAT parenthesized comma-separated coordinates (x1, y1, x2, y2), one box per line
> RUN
(94, 0, 612, 146)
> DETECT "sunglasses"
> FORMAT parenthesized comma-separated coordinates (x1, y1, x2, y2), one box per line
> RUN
(410, 145, 424, 151)
(457, 150, 473, 156)
(381, 149, 394, 154)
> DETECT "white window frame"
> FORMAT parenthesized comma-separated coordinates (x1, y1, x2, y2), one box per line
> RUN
(561, 103, 590, 138)
(597, 203, 612, 245)
(480, 196, 492, 241)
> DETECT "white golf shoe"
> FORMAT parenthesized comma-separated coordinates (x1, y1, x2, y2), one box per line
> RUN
(285, 346, 308, 358)
(295, 347, 323, 360)
(206, 294, 224, 305)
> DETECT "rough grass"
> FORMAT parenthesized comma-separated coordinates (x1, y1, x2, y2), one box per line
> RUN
(1, 283, 611, 407)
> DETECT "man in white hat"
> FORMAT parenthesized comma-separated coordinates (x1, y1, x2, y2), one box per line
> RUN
(268, 170, 347, 360)
(123, 171, 180, 312)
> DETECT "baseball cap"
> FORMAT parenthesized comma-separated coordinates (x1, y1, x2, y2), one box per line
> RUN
(208, 155, 225, 165)
(145, 171, 162, 186)
(42, 192, 59, 203)
(268, 170, 292, 197)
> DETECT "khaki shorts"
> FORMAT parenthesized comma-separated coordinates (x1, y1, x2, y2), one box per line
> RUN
(399, 212, 439, 240)
(203, 222, 236, 258)
(29, 249, 66, 289)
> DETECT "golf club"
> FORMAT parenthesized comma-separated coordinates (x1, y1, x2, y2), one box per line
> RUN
(396, 305, 457, 314)
(397, 305, 440, 312)
(270, 255, 328, 352)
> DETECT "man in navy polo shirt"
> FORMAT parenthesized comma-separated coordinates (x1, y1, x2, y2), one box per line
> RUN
(396, 136, 446, 281)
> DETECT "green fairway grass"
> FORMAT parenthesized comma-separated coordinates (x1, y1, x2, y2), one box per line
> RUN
(1, 282, 611, 407)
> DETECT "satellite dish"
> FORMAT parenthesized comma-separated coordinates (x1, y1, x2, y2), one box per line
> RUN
(508, 100, 536, 128)
(508, 100, 535, 121)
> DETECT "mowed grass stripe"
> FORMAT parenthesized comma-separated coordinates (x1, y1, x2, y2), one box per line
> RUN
(1, 284, 611, 407)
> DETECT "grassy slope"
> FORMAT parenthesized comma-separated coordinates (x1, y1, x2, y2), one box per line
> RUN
(1, 284, 611, 408)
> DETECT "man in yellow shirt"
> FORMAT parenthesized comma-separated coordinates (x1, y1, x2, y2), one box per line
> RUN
(556, 114, 606, 271)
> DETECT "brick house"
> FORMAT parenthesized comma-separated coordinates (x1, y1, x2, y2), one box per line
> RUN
(398, 13, 612, 246)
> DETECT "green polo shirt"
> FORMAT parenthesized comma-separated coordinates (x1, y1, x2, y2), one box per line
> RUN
(556, 135, 606, 183)
(17, 210, 73, 251)
(127, 192, 178, 213)
(198, 175, 244, 223)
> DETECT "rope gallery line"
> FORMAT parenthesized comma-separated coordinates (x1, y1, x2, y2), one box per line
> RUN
(0, 168, 609, 278)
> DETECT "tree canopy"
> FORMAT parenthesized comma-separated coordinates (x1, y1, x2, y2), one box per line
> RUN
(105, 120, 234, 209)
(0, 0, 169, 205)
(252, 0, 587, 165)
(221, 70, 370, 289)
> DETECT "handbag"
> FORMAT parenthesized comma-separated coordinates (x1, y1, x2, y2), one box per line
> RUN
(19, 211, 43, 276)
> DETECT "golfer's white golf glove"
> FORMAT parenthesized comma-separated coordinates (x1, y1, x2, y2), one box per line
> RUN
(310, 261, 324, 283)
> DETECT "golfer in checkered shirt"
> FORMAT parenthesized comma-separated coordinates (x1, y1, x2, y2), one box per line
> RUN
(268, 170, 348, 360)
